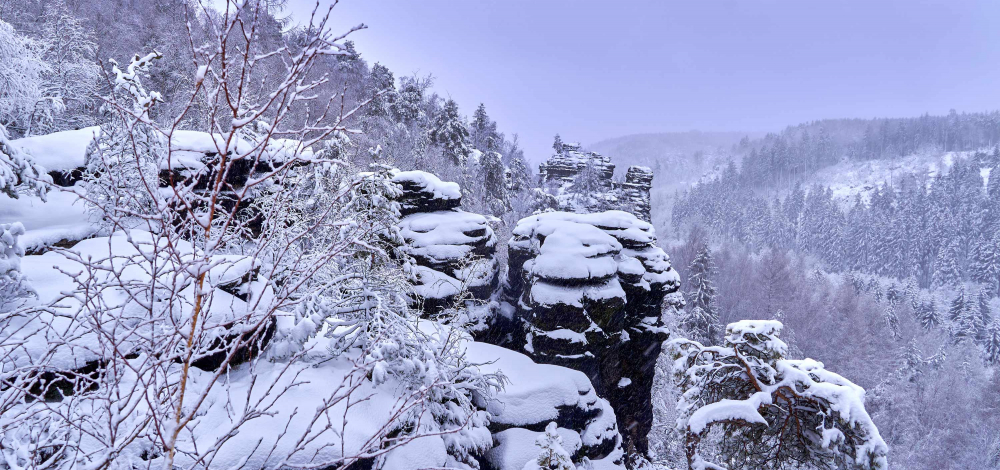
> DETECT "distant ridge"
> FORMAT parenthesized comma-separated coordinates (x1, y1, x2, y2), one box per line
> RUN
(587, 130, 757, 179)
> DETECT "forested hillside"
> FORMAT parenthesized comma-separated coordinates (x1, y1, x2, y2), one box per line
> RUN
(664, 112, 1000, 469)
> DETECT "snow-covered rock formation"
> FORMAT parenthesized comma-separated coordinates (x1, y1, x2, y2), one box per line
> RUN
(504, 210, 681, 454)
(469, 342, 624, 470)
(393, 171, 500, 319)
(538, 142, 655, 222)
(3, 231, 622, 470)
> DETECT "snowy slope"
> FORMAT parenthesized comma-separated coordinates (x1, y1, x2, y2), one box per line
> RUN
(804, 150, 984, 202)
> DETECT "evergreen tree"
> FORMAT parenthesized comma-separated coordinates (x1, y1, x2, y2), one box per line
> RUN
(392, 76, 425, 125)
(919, 299, 940, 330)
(975, 289, 993, 342)
(553, 133, 563, 153)
(932, 239, 963, 288)
(948, 287, 967, 323)
(364, 62, 395, 120)
(524, 422, 574, 470)
(971, 234, 1000, 295)
(428, 99, 471, 166)
(470, 103, 498, 150)
(478, 143, 507, 216)
(985, 323, 1000, 364)
(680, 245, 722, 344)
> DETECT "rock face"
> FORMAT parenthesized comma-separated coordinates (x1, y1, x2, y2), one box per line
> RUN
(538, 141, 655, 222)
(393, 171, 500, 321)
(504, 211, 681, 455)
(539, 143, 616, 187)
(620, 166, 654, 223)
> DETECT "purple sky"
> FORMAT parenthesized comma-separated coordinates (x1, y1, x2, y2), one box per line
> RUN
(287, 0, 1000, 162)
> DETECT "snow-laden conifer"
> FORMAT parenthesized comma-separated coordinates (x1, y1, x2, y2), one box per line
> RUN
(668, 320, 888, 470)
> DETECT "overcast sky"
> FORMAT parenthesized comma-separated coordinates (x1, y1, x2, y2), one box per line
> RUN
(286, 0, 1000, 161)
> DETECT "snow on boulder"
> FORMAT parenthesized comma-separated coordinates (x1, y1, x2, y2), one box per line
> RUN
(12, 127, 99, 173)
(7, 231, 271, 375)
(537, 142, 655, 221)
(395, 172, 499, 324)
(11, 128, 311, 188)
(392, 170, 462, 215)
(0, 187, 98, 254)
(466, 341, 624, 470)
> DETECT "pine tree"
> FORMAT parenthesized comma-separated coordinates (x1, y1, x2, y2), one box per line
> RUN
(470, 103, 498, 151)
(428, 99, 471, 166)
(975, 289, 993, 342)
(680, 245, 722, 344)
(985, 323, 1000, 364)
(932, 239, 963, 288)
(524, 422, 574, 470)
(948, 287, 967, 323)
(392, 76, 425, 125)
(478, 144, 508, 216)
(919, 299, 940, 330)
(364, 62, 395, 120)
(553, 134, 563, 153)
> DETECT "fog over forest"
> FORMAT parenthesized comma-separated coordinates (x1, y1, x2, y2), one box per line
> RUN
(0, 2, 996, 470)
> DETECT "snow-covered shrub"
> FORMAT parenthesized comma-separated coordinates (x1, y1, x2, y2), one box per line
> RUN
(667, 320, 888, 470)
(0, 222, 32, 311)
(0, 124, 49, 201)
(82, 51, 164, 232)
(523, 422, 575, 470)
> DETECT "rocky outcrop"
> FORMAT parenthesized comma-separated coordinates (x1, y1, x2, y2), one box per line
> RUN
(539, 142, 616, 187)
(620, 166, 653, 223)
(538, 141, 655, 222)
(504, 211, 680, 455)
(393, 171, 500, 322)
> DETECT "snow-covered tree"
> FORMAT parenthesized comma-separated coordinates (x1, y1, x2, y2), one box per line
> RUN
(985, 323, 1000, 364)
(429, 99, 471, 166)
(970, 234, 1000, 296)
(478, 144, 507, 216)
(918, 298, 940, 330)
(679, 245, 722, 344)
(667, 320, 888, 470)
(82, 51, 165, 232)
(523, 422, 575, 470)
(948, 287, 967, 323)
(0, 222, 32, 312)
(470, 103, 498, 151)
(0, 19, 47, 136)
(25, 0, 101, 135)
(0, 124, 49, 200)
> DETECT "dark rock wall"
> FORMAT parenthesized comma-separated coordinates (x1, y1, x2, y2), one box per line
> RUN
(503, 211, 681, 455)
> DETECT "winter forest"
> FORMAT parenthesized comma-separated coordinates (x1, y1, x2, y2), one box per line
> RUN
(0, 1, 996, 470)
